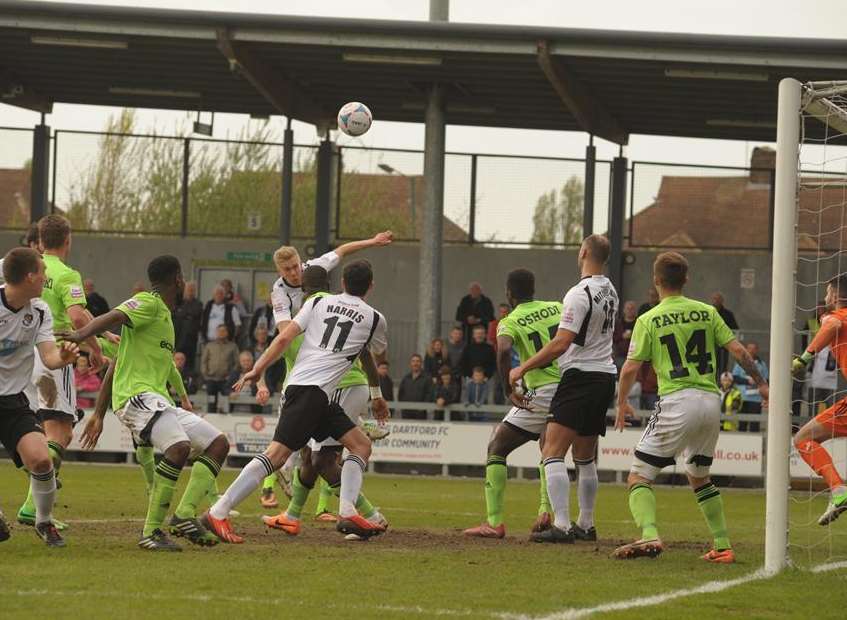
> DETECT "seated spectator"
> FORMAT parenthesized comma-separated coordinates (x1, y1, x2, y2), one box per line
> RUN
(446, 326, 465, 376)
(398, 354, 434, 419)
(201, 285, 241, 344)
(459, 324, 497, 379)
(83, 279, 109, 317)
(377, 361, 395, 401)
(487, 303, 511, 349)
(637, 286, 659, 316)
(613, 300, 638, 369)
(251, 325, 271, 358)
(173, 351, 199, 396)
(249, 294, 277, 344)
(74, 354, 102, 409)
(228, 351, 262, 413)
(732, 341, 768, 431)
(455, 281, 495, 343)
(464, 366, 490, 420)
(435, 366, 461, 410)
(424, 338, 447, 380)
(719, 372, 743, 431)
(202, 324, 239, 413)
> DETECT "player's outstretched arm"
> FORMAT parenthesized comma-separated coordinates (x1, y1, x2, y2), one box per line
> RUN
(793, 317, 840, 377)
(59, 309, 128, 344)
(509, 328, 576, 387)
(81, 358, 115, 450)
(497, 335, 528, 408)
(615, 359, 642, 431)
(333, 230, 393, 258)
(359, 348, 390, 422)
(67, 303, 107, 370)
(725, 339, 769, 401)
(36, 340, 79, 370)
(235, 320, 302, 390)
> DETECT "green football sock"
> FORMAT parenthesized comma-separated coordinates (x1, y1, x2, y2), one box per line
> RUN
(143, 457, 181, 537)
(135, 446, 156, 494)
(174, 456, 221, 519)
(695, 483, 731, 551)
(315, 477, 333, 515)
(262, 473, 277, 491)
(18, 441, 64, 517)
(538, 462, 552, 515)
(327, 481, 373, 517)
(628, 483, 659, 541)
(484, 455, 508, 527)
(285, 467, 312, 520)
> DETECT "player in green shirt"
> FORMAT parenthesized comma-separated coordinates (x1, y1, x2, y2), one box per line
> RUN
(465, 269, 565, 539)
(18, 215, 105, 529)
(257, 266, 387, 537)
(62, 255, 232, 550)
(613, 252, 768, 563)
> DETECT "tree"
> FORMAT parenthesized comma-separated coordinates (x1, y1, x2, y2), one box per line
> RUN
(530, 175, 584, 245)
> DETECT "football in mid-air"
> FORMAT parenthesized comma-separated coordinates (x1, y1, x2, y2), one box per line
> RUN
(337, 102, 372, 137)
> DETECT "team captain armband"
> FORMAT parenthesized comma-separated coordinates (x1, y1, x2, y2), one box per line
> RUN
(369, 386, 383, 400)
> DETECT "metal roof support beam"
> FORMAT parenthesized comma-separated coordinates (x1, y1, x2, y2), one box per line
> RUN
(537, 40, 628, 145)
(0, 69, 52, 114)
(216, 29, 324, 126)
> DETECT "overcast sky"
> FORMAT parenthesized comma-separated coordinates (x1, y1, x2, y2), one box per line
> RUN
(2, 0, 845, 240)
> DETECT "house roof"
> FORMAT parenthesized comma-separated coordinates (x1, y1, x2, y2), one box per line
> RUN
(3, 1, 847, 143)
(629, 171, 847, 251)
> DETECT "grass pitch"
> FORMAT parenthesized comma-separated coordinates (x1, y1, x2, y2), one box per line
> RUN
(1, 463, 845, 619)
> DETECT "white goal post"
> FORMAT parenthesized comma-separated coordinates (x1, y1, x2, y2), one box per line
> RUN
(768, 78, 847, 574)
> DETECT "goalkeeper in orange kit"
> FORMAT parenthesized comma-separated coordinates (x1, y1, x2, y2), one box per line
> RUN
(792, 273, 847, 525)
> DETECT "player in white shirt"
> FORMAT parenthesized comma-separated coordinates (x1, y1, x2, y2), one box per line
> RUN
(510, 235, 618, 543)
(0, 248, 79, 547)
(204, 259, 390, 542)
(261, 231, 393, 495)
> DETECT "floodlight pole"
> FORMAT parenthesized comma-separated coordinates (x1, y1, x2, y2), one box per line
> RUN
(418, 83, 446, 356)
(280, 117, 294, 245)
(765, 77, 801, 575)
(583, 134, 596, 237)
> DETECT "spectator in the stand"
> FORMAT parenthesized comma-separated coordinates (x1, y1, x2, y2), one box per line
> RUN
(455, 281, 495, 343)
(613, 300, 638, 369)
(249, 293, 277, 343)
(732, 341, 768, 432)
(487, 303, 511, 348)
(446, 326, 465, 376)
(460, 324, 497, 379)
(83, 279, 110, 317)
(377, 361, 395, 401)
(201, 324, 239, 413)
(74, 354, 102, 409)
(435, 366, 461, 409)
(173, 351, 199, 396)
(201, 284, 240, 343)
(712, 291, 740, 377)
(173, 280, 204, 368)
(637, 286, 659, 316)
(719, 372, 743, 432)
(228, 351, 261, 413)
(465, 366, 490, 421)
(637, 363, 659, 414)
(424, 338, 448, 380)
(398, 354, 434, 419)
(711, 292, 740, 330)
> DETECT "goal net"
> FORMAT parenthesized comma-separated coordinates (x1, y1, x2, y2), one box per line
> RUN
(769, 79, 847, 573)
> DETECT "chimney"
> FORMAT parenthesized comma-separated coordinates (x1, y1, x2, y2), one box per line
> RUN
(749, 146, 776, 184)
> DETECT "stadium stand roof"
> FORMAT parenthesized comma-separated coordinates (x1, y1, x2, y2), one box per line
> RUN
(2, 1, 847, 143)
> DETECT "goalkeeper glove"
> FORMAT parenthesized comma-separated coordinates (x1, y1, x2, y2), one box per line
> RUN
(791, 351, 814, 378)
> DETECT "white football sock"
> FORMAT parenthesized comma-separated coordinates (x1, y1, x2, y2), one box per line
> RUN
(576, 460, 598, 529)
(339, 454, 367, 518)
(210, 455, 274, 519)
(31, 468, 56, 525)
(544, 457, 571, 530)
